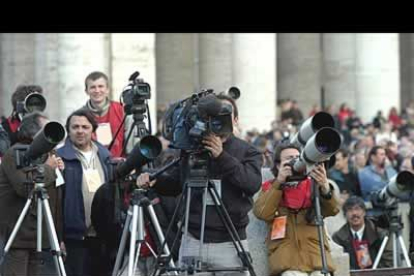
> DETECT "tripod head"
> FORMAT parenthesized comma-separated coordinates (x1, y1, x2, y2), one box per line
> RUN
(183, 149, 211, 189)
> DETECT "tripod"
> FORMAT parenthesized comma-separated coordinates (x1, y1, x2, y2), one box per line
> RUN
(373, 207, 412, 269)
(1, 166, 66, 276)
(112, 188, 177, 276)
(151, 151, 256, 276)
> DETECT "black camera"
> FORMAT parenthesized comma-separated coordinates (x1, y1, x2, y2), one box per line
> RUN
(16, 92, 47, 115)
(162, 90, 233, 151)
(122, 71, 151, 116)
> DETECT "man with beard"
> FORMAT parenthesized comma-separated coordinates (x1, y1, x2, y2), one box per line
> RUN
(333, 196, 392, 269)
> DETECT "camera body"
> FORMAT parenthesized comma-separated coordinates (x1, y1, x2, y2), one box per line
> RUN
(16, 92, 47, 115)
(163, 90, 233, 151)
(122, 73, 151, 116)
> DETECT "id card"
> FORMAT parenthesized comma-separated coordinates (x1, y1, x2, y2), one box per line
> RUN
(96, 123, 113, 146)
(84, 168, 102, 193)
(353, 240, 372, 269)
(206, 179, 222, 206)
(55, 168, 65, 187)
(271, 216, 287, 240)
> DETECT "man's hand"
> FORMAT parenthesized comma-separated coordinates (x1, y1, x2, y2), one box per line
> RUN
(276, 164, 293, 184)
(56, 156, 65, 170)
(60, 241, 67, 261)
(309, 163, 330, 194)
(136, 172, 156, 189)
(45, 153, 59, 169)
(202, 134, 223, 158)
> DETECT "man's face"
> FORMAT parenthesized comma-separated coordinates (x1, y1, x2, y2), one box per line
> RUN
(372, 148, 386, 167)
(345, 205, 365, 230)
(85, 77, 109, 106)
(278, 148, 300, 169)
(68, 115, 93, 150)
(334, 152, 348, 171)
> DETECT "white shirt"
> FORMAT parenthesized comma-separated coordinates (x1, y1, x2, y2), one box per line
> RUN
(351, 224, 365, 241)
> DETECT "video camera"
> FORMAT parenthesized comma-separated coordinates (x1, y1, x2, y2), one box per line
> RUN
(122, 71, 151, 116)
(16, 92, 47, 115)
(14, 121, 65, 169)
(286, 112, 342, 183)
(162, 89, 234, 151)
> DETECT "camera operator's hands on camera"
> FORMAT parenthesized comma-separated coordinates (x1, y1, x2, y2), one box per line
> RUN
(45, 153, 60, 170)
(136, 172, 156, 189)
(202, 134, 223, 158)
(276, 164, 293, 183)
(309, 163, 330, 195)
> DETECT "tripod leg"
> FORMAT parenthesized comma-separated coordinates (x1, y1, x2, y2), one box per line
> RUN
(132, 206, 145, 275)
(113, 207, 133, 276)
(179, 186, 192, 268)
(398, 234, 412, 267)
(37, 196, 43, 252)
(373, 235, 389, 268)
(41, 198, 67, 276)
(198, 187, 208, 269)
(146, 205, 177, 274)
(128, 205, 139, 276)
(2, 197, 33, 255)
(393, 232, 399, 268)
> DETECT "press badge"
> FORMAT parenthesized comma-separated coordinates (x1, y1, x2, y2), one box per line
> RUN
(271, 216, 287, 240)
(96, 123, 112, 146)
(206, 179, 222, 206)
(55, 168, 65, 187)
(84, 168, 102, 193)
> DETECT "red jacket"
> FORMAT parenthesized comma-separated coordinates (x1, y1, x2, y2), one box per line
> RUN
(92, 101, 125, 158)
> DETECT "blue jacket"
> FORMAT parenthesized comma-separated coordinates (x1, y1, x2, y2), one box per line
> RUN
(57, 138, 111, 240)
(358, 164, 397, 202)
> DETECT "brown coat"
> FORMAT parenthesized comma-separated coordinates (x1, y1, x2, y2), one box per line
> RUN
(0, 145, 62, 249)
(253, 179, 340, 276)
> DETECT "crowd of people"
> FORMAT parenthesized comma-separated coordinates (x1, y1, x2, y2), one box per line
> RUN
(1, 74, 414, 276)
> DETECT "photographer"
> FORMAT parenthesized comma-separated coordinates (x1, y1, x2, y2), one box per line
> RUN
(1, 85, 45, 148)
(0, 112, 64, 276)
(83, 71, 125, 158)
(253, 142, 339, 276)
(137, 94, 263, 274)
(57, 108, 112, 276)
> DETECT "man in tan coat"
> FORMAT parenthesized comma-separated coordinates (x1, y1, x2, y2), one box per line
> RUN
(254, 142, 340, 276)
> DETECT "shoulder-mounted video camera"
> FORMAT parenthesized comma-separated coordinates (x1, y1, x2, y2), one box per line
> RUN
(121, 71, 151, 116)
(162, 89, 234, 151)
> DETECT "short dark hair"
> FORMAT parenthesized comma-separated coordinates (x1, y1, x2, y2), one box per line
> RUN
(366, 145, 384, 166)
(216, 93, 238, 119)
(65, 108, 98, 133)
(336, 148, 349, 159)
(271, 141, 300, 177)
(17, 111, 48, 144)
(11, 85, 44, 111)
(84, 71, 109, 91)
(343, 195, 366, 214)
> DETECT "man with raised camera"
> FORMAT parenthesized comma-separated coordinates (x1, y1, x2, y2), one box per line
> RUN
(1, 85, 45, 148)
(83, 71, 125, 157)
(137, 93, 263, 275)
(57, 108, 112, 276)
(0, 111, 64, 276)
(253, 142, 339, 276)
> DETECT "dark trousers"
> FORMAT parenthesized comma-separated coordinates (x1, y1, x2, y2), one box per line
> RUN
(64, 237, 112, 276)
(1, 249, 57, 276)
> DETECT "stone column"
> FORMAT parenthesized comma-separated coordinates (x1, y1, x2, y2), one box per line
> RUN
(277, 33, 322, 116)
(322, 33, 357, 110)
(155, 33, 196, 106)
(400, 33, 414, 110)
(198, 33, 233, 93)
(232, 33, 277, 134)
(56, 33, 109, 123)
(0, 33, 36, 116)
(355, 33, 400, 123)
(110, 33, 157, 134)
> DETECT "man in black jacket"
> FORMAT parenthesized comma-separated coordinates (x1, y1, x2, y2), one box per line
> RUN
(137, 94, 263, 275)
